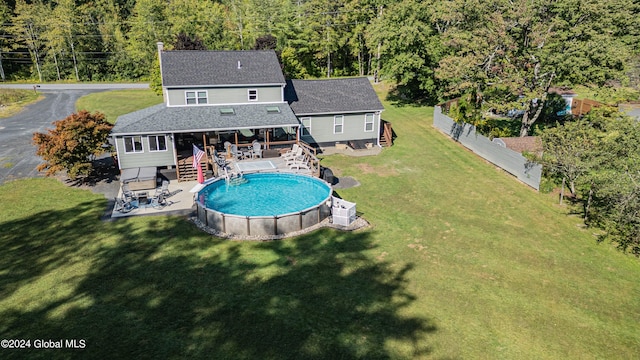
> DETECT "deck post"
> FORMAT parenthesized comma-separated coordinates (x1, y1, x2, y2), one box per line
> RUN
(265, 129, 270, 149)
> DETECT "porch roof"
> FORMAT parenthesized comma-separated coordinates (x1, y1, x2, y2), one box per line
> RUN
(112, 103, 300, 136)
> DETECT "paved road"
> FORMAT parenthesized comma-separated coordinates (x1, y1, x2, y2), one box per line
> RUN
(0, 84, 149, 185)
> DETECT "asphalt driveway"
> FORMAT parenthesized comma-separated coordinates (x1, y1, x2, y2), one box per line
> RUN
(0, 84, 148, 185)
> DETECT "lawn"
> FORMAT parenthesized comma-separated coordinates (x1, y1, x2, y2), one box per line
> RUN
(75, 89, 163, 123)
(1, 87, 639, 359)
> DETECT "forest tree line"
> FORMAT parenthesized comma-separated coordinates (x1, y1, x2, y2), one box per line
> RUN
(1, 0, 639, 106)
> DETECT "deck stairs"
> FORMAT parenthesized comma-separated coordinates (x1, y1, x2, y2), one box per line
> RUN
(176, 155, 207, 182)
(380, 121, 394, 147)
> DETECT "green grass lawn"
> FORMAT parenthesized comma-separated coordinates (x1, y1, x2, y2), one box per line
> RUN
(1, 86, 639, 359)
(75, 89, 163, 123)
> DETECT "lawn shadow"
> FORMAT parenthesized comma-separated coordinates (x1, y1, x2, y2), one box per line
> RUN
(385, 84, 439, 107)
(0, 199, 124, 299)
(1, 214, 436, 359)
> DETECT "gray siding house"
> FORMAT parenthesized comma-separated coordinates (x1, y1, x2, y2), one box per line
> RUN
(285, 78, 384, 147)
(111, 43, 384, 181)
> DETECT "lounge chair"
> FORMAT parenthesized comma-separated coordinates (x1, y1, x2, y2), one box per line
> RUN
(283, 143, 299, 158)
(284, 147, 304, 163)
(288, 158, 310, 170)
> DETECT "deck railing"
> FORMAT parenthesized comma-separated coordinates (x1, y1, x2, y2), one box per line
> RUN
(298, 140, 320, 177)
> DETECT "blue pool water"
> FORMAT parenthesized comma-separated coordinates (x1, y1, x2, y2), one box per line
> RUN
(199, 173, 331, 217)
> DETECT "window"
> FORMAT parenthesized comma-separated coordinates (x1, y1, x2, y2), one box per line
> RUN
(148, 135, 167, 152)
(333, 115, 344, 134)
(266, 106, 280, 114)
(248, 89, 258, 101)
(220, 108, 235, 115)
(124, 136, 143, 153)
(186, 91, 207, 105)
(364, 113, 375, 132)
(301, 117, 311, 137)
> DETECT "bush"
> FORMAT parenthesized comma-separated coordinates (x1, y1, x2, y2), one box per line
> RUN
(33, 111, 113, 181)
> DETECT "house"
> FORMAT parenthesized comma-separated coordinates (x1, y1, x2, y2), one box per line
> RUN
(110, 43, 385, 182)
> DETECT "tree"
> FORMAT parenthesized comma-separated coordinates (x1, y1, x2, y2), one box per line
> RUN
(435, 0, 637, 136)
(0, 2, 11, 81)
(173, 33, 206, 51)
(366, 0, 444, 102)
(538, 118, 599, 200)
(42, 0, 80, 81)
(33, 111, 114, 181)
(581, 109, 640, 255)
(253, 34, 277, 50)
(166, 0, 229, 50)
(10, 0, 49, 81)
(126, 0, 169, 78)
(280, 46, 309, 79)
(539, 107, 640, 256)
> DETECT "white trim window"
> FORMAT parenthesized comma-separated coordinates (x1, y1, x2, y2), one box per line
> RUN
(364, 113, 375, 132)
(148, 135, 167, 152)
(248, 89, 258, 102)
(301, 117, 311, 137)
(124, 136, 143, 153)
(333, 115, 344, 134)
(186, 91, 207, 105)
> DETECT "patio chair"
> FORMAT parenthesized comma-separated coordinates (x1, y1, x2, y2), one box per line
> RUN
(155, 180, 170, 197)
(288, 157, 310, 170)
(283, 147, 303, 162)
(114, 197, 136, 213)
(149, 193, 167, 209)
(286, 150, 306, 166)
(283, 143, 299, 157)
(223, 141, 240, 159)
(250, 141, 262, 159)
(213, 149, 229, 168)
(121, 183, 136, 202)
(228, 144, 242, 160)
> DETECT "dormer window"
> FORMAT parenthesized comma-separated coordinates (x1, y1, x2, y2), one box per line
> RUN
(248, 89, 258, 102)
(186, 91, 207, 105)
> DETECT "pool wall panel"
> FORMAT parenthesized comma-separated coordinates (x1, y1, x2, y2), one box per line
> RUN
(207, 210, 224, 232)
(277, 213, 302, 235)
(301, 208, 319, 229)
(197, 205, 207, 224)
(226, 215, 250, 236)
(250, 217, 276, 236)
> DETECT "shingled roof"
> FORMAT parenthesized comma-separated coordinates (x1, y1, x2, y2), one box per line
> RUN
(285, 78, 384, 115)
(161, 50, 286, 87)
(494, 136, 543, 156)
(112, 103, 299, 135)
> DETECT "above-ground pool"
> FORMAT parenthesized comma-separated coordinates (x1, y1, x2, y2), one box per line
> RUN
(196, 173, 332, 237)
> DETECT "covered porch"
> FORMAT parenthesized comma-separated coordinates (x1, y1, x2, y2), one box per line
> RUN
(173, 125, 303, 181)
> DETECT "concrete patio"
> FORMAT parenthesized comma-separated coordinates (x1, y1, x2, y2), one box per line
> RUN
(110, 156, 316, 219)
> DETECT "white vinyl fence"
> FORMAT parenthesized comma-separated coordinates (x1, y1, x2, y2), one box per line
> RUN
(433, 106, 542, 190)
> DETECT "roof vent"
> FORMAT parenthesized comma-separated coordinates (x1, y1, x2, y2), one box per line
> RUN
(237, 60, 242, 69)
